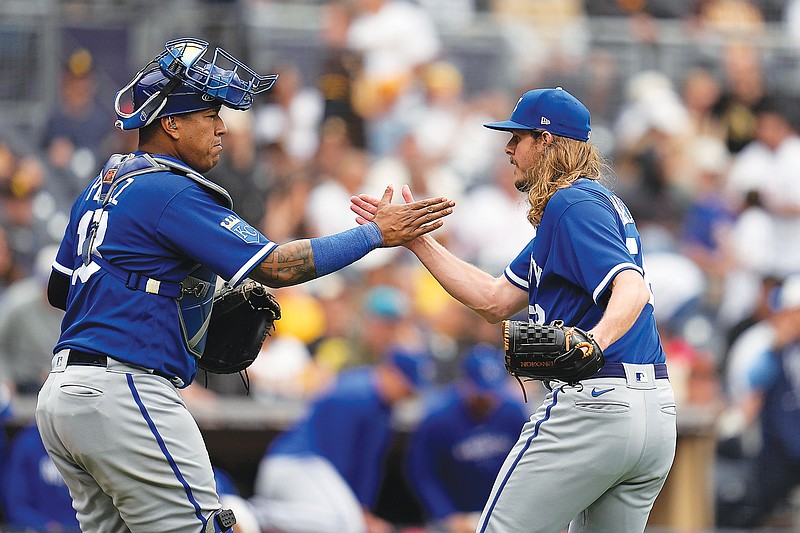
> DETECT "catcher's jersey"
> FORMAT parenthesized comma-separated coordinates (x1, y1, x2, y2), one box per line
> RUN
(504, 178, 664, 365)
(52, 152, 277, 386)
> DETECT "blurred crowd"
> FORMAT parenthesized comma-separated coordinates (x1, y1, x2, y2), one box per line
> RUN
(3, 0, 800, 530)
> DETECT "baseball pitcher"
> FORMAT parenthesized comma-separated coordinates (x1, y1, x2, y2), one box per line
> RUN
(352, 87, 676, 533)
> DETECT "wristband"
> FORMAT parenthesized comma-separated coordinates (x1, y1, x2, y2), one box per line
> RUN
(310, 222, 383, 277)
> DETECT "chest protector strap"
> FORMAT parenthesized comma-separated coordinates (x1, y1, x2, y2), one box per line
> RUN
(86, 153, 233, 299)
(91, 255, 183, 298)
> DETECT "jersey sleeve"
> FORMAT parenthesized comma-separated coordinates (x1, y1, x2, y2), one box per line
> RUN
(53, 178, 101, 276)
(53, 234, 76, 277)
(156, 186, 277, 286)
(550, 200, 642, 303)
(504, 238, 535, 290)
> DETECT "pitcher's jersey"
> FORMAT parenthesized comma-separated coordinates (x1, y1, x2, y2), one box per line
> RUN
(504, 179, 664, 365)
(52, 153, 277, 386)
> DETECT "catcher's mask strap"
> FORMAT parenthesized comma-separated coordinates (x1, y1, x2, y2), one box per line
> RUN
(114, 68, 180, 130)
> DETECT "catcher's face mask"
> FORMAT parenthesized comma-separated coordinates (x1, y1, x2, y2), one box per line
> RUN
(114, 38, 278, 130)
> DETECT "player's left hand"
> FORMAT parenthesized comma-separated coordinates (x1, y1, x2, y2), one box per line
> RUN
(350, 184, 413, 223)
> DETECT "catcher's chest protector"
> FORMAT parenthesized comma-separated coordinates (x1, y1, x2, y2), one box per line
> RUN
(177, 265, 217, 357)
(87, 153, 233, 357)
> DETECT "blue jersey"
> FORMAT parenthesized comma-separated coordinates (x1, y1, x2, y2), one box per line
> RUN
(268, 367, 394, 508)
(1, 424, 79, 530)
(406, 386, 528, 520)
(213, 466, 239, 496)
(757, 344, 800, 460)
(52, 152, 277, 386)
(504, 179, 664, 365)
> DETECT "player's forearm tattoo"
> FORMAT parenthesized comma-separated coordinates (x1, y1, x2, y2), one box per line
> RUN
(256, 240, 316, 287)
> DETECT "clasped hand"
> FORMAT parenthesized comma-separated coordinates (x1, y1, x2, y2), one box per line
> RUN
(357, 185, 454, 247)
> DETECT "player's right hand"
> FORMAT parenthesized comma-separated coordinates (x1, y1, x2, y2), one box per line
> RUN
(352, 185, 453, 247)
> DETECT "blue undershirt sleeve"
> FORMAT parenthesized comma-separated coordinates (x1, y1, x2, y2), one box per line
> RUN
(310, 222, 383, 277)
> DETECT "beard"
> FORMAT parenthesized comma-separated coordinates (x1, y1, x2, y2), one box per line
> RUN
(514, 168, 533, 192)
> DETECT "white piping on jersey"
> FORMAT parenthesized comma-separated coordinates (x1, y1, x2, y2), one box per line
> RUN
(53, 261, 72, 276)
(505, 267, 529, 289)
(229, 242, 278, 287)
(592, 262, 643, 304)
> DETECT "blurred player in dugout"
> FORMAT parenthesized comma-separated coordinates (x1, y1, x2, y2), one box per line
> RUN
(405, 343, 528, 533)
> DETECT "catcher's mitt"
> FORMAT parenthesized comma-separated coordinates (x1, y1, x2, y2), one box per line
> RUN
(502, 320, 604, 390)
(199, 281, 281, 374)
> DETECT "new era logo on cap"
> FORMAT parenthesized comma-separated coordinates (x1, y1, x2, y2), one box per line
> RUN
(484, 87, 591, 142)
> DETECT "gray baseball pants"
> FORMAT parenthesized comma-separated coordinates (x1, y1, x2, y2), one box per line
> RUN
(36, 351, 224, 533)
(477, 363, 677, 533)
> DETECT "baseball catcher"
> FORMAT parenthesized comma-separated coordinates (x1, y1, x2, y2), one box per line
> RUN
(503, 319, 604, 398)
(40, 35, 453, 533)
(200, 281, 282, 374)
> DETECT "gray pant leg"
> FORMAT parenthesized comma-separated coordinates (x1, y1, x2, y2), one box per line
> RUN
(569, 379, 677, 533)
(477, 371, 676, 533)
(38, 374, 131, 533)
(477, 387, 600, 533)
(37, 360, 223, 533)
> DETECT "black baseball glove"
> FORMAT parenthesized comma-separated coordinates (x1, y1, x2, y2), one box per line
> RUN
(199, 281, 281, 374)
(502, 320, 604, 389)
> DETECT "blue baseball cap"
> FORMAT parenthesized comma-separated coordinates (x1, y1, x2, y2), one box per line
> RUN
(386, 347, 436, 390)
(484, 87, 591, 142)
(461, 343, 507, 392)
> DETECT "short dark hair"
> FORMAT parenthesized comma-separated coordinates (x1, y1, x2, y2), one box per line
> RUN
(137, 119, 163, 146)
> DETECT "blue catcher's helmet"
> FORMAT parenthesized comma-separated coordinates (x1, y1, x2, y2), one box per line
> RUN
(114, 38, 278, 130)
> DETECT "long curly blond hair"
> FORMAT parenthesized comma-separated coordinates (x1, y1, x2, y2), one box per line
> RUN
(522, 135, 608, 227)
